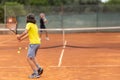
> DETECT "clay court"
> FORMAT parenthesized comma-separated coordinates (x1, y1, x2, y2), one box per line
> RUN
(0, 32, 120, 80)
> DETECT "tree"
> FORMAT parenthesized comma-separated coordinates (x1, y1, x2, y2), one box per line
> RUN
(5, 2, 26, 17)
(29, 0, 49, 5)
(79, 0, 101, 5)
(0, 5, 4, 23)
(48, 0, 61, 6)
(107, 0, 120, 4)
(0, 0, 29, 5)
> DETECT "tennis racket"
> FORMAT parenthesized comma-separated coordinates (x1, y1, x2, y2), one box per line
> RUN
(6, 17, 24, 53)
(6, 17, 17, 35)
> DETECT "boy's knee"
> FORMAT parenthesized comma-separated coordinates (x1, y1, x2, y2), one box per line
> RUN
(27, 57, 34, 60)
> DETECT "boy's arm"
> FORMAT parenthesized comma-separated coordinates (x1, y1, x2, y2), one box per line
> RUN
(20, 33, 28, 41)
(17, 29, 28, 41)
(44, 17, 48, 23)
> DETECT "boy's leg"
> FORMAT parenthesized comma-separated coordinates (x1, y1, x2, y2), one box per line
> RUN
(33, 45, 40, 68)
(32, 45, 43, 75)
(32, 58, 40, 68)
(27, 57, 40, 78)
(40, 27, 44, 39)
(27, 44, 40, 78)
(32, 58, 43, 75)
(27, 57, 37, 71)
(45, 30, 49, 40)
(35, 45, 43, 75)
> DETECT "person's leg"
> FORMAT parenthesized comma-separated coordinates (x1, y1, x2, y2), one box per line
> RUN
(27, 57, 37, 71)
(42, 26, 49, 40)
(27, 45, 36, 71)
(40, 26, 45, 39)
(27, 58, 40, 78)
(40, 31, 42, 38)
(45, 30, 48, 37)
(32, 57, 43, 75)
(32, 44, 43, 75)
(39, 26, 43, 40)
(28, 58, 40, 78)
(32, 57, 40, 69)
(45, 30, 49, 40)
(27, 44, 40, 78)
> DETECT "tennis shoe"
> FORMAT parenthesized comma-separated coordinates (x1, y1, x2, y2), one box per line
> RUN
(28, 72, 40, 79)
(38, 67, 43, 75)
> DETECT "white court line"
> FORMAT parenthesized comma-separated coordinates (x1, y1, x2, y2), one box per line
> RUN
(63, 40, 67, 49)
(50, 65, 120, 68)
(58, 41, 67, 67)
(58, 49, 64, 67)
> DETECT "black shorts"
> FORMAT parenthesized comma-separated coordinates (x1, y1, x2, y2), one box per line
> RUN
(40, 25, 46, 29)
(40, 25, 46, 32)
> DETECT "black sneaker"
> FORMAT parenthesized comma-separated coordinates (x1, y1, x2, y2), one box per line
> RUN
(28, 72, 40, 79)
(38, 68, 43, 75)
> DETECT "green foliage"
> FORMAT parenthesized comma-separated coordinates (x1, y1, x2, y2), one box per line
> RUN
(79, 0, 101, 4)
(48, 0, 61, 6)
(107, 0, 120, 4)
(0, 5, 4, 23)
(102, 0, 120, 12)
(0, 0, 103, 6)
(29, 0, 49, 5)
(0, 0, 29, 5)
(16, 0, 29, 5)
(5, 2, 26, 17)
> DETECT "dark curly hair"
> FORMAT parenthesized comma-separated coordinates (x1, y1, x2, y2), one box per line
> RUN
(26, 13, 36, 24)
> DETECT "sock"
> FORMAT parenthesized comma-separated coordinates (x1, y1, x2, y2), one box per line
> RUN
(34, 70, 38, 74)
(36, 64, 41, 69)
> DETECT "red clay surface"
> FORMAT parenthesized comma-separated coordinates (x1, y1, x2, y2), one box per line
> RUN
(0, 33, 120, 80)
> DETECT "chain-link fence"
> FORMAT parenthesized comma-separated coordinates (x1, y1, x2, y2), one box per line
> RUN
(4, 5, 120, 29)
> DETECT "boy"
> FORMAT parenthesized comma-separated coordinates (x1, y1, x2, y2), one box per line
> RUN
(40, 13, 49, 40)
(17, 13, 43, 78)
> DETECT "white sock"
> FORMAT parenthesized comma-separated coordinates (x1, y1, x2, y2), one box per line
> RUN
(36, 64, 41, 68)
(34, 70, 38, 74)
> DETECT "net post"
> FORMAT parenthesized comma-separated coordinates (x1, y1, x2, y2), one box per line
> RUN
(62, 28, 65, 47)
(61, 3, 65, 47)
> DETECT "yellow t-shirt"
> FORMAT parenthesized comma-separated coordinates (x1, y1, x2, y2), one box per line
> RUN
(26, 23, 41, 44)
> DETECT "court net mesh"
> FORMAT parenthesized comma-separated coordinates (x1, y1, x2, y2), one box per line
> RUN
(0, 26, 120, 49)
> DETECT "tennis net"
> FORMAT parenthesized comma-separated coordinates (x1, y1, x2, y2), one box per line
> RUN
(0, 26, 120, 49)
